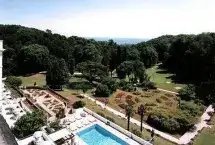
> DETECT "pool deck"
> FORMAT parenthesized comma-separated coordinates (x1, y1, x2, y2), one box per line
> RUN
(65, 108, 141, 145)
(74, 122, 140, 145)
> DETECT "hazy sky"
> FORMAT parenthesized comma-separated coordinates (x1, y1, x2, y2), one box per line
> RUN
(0, 0, 214, 38)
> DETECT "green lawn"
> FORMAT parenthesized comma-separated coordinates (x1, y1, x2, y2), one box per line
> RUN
(18, 74, 46, 87)
(19, 74, 92, 97)
(146, 65, 185, 92)
(194, 116, 215, 145)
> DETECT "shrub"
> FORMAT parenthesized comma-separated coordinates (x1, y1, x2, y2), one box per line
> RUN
(165, 93, 174, 98)
(126, 99, 135, 105)
(56, 108, 66, 119)
(160, 96, 168, 101)
(76, 95, 84, 99)
(141, 80, 157, 90)
(12, 111, 47, 138)
(6, 76, 22, 87)
(153, 90, 161, 93)
(106, 116, 115, 123)
(141, 94, 150, 98)
(68, 109, 74, 114)
(135, 97, 140, 103)
(146, 112, 196, 134)
(116, 92, 126, 98)
(96, 98, 109, 105)
(133, 91, 141, 95)
(179, 101, 204, 117)
(165, 101, 173, 107)
(131, 129, 142, 137)
(178, 85, 196, 101)
(145, 103, 157, 106)
(73, 101, 86, 109)
(49, 120, 61, 130)
(126, 95, 133, 100)
(101, 77, 117, 92)
(118, 104, 127, 109)
(97, 112, 105, 117)
(156, 98, 162, 103)
(95, 84, 110, 97)
(118, 80, 134, 92)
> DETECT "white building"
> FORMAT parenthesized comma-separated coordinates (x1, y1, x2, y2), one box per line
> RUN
(0, 40, 4, 101)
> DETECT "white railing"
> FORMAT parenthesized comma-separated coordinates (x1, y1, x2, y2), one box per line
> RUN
(83, 107, 152, 145)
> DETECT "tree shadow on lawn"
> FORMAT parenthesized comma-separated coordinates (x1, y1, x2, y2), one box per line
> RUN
(66, 81, 93, 90)
(156, 66, 190, 85)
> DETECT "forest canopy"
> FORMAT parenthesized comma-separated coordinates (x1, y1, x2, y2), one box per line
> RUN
(1, 24, 215, 103)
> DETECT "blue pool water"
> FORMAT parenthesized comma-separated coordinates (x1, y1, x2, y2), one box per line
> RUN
(77, 124, 129, 145)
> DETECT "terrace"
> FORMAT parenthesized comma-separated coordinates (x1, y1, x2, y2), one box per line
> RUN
(21, 89, 67, 120)
(0, 84, 26, 128)
(17, 108, 151, 145)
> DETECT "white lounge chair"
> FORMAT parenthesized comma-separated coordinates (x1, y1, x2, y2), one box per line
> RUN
(76, 122, 83, 128)
(70, 124, 77, 131)
(88, 116, 96, 122)
(69, 116, 76, 123)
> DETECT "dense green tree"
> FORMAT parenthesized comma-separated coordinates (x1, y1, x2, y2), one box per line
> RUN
(5, 76, 22, 87)
(101, 77, 117, 92)
(137, 46, 158, 68)
(18, 44, 50, 74)
(46, 56, 69, 90)
(178, 85, 196, 101)
(116, 61, 133, 80)
(12, 111, 47, 138)
(76, 61, 108, 82)
(95, 84, 110, 97)
(116, 60, 147, 83)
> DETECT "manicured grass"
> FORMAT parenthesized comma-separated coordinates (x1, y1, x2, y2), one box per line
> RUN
(146, 65, 185, 92)
(194, 116, 215, 145)
(18, 74, 46, 87)
(83, 97, 175, 145)
(56, 88, 78, 97)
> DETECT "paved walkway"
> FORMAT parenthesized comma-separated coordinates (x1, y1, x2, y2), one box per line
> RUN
(157, 88, 179, 95)
(179, 105, 214, 144)
(81, 94, 180, 144)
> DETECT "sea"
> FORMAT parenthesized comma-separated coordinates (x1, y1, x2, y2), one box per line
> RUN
(88, 37, 148, 45)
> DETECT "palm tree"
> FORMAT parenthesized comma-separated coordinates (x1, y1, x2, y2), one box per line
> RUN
(125, 104, 133, 131)
(137, 104, 145, 132)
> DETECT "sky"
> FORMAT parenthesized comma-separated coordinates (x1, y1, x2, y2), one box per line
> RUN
(0, 0, 215, 38)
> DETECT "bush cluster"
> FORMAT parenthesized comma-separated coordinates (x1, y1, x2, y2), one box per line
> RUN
(73, 101, 86, 109)
(95, 84, 110, 97)
(6, 76, 22, 87)
(146, 111, 196, 134)
(131, 129, 142, 137)
(49, 120, 61, 130)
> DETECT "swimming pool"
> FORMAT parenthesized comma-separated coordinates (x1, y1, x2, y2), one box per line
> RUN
(77, 124, 129, 145)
